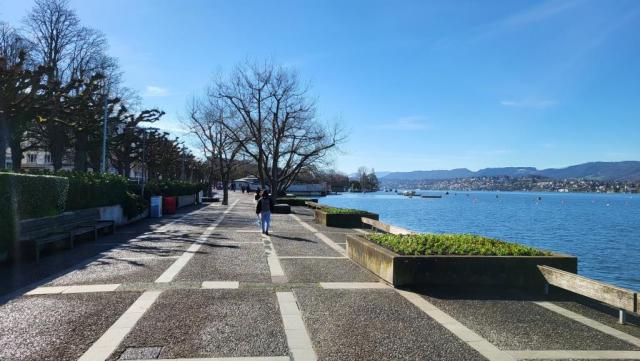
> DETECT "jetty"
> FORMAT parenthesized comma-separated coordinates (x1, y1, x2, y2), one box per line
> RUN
(0, 192, 638, 361)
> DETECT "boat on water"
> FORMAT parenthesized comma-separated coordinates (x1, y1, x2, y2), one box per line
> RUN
(421, 195, 442, 199)
(403, 190, 416, 197)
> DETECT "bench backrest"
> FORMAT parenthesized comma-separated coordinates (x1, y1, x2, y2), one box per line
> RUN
(19, 208, 100, 240)
(305, 201, 326, 209)
(360, 217, 413, 235)
(538, 265, 637, 313)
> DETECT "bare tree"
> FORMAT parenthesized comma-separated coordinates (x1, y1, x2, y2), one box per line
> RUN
(23, 0, 82, 170)
(0, 22, 45, 171)
(215, 61, 344, 201)
(186, 97, 242, 205)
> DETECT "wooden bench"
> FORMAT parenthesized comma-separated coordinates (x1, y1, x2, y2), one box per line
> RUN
(360, 217, 413, 235)
(304, 201, 326, 209)
(538, 265, 638, 324)
(19, 209, 115, 262)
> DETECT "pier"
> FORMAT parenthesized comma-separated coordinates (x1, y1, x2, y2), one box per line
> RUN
(0, 192, 639, 360)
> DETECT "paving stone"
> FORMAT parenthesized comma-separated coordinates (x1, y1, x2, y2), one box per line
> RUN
(109, 289, 288, 360)
(0, 292, 140, 361)
(294, 288, 485, 361)
(280, 258, 377, 283)
(45, 258, 175, 286)
(416, 287, 640, 351)
(174, 243, 271, 282)
(269, 232, 343, 257)
(117, 346, 163, 360)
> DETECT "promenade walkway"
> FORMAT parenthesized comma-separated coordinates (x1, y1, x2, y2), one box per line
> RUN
(1, 192, 639, 361)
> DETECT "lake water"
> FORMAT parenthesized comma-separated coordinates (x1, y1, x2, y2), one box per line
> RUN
(318, 191, 640, 291)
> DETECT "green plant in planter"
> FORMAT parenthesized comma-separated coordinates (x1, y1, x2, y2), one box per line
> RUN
(323, 207, 372, 215)
(366, 233, 549, 256)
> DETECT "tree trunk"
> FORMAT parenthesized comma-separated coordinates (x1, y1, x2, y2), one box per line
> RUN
(10, 137, 22, 172)
(0, 118, 8, 170)
(74, 132, 88, 171)
(48, 124, 67, 171)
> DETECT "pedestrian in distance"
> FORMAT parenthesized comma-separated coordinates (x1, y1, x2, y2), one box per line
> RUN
(256, 190, 274, 235)
(254, 188, 262, 201)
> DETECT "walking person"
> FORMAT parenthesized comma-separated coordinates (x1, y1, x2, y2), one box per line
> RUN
(256, 190, 274, 235)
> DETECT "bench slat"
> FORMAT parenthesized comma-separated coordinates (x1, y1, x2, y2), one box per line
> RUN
(538, 265, 637, 313)
(360, 217, 413, 235)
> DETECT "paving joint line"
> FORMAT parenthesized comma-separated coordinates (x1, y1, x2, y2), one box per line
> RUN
(276, 291, 318, 361)
(263, 235, 287, 283)
(289, 214, 346, 256)
(396, 289, 514, 361)
(155, 200, 239, 283)
(505, 350, 640, 360)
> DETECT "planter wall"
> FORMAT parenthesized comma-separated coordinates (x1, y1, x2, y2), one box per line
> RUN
(97, 204, 149, 226)
(346, 234, 577, 289)
(97, 204, 126, 225)
(314, 210, 379, 228)
(177, 194, 197, 208)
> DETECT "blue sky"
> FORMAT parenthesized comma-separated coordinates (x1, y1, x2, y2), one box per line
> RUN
(1, 0, 639, 173)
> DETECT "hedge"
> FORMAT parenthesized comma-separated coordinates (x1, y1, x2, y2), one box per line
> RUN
(324, 207, 372, 215)
(28, 170, 147, 219)
(135, 180, 205, 198)
(0, 173, 68, 259)
(366, 233, 549, 256)
(277, 197, 318, 206)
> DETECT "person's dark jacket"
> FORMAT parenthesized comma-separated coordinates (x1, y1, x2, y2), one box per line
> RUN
(256, 197, 274, 214)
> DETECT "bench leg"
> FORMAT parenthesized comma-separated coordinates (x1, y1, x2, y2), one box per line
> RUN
(619, 310, 626, 324)
(544, 283, 549, 296)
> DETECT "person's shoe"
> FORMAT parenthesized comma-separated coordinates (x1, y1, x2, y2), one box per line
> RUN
(265, 231, 269, 236)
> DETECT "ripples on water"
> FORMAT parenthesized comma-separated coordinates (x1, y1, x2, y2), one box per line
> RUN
(319, 191, 640, 291)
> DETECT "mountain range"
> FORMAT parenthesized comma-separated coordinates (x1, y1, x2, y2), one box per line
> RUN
(378, 161, 640, 182)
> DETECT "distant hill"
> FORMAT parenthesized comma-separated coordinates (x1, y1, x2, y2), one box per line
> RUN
(380, 161, 640, 182)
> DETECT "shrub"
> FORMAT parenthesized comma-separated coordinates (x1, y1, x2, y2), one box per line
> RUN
(323, 207, 372, 215)
(62, 171, 129, 211)
(29, 170, 147, 219)
(278, 197, 318, 206)
(140, 180, 205, 198)
(0, 173, 68, 258)
(366, 233, 549, 256)
(122, 191, 147, 219)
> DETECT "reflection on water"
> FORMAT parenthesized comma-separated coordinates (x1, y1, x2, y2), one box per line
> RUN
(319, 191, 640, 291)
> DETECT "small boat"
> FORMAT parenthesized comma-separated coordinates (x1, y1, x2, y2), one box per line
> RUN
(403, 190, 416, 197)
(421, 195, 442, 199)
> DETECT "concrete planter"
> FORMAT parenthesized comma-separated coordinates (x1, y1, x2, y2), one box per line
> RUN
(273, 204, 291, 214)
(314, 209, 379, 228)
(96, 204, 148, 226)
(97, 204, 126, 225)
(177, 194, 197, 208)
(346, 234, 577, 289)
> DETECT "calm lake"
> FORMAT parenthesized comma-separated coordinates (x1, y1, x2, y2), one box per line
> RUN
(318, 191, 640, 291)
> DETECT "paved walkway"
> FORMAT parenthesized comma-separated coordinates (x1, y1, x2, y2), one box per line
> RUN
(1, 193, 639, 361)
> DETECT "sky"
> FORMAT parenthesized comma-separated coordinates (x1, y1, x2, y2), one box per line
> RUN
(1, 0, 639, 173)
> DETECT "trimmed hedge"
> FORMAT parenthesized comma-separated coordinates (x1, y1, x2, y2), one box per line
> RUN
(62, 171, 128, 211)
(0, 173, 68, 258)
(277, 197, 318, 206)
(324, 207, 372, 215)
(29, 171, 147, 219)
(366, 233, 549, 256)
(138, 180, 205, 198)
